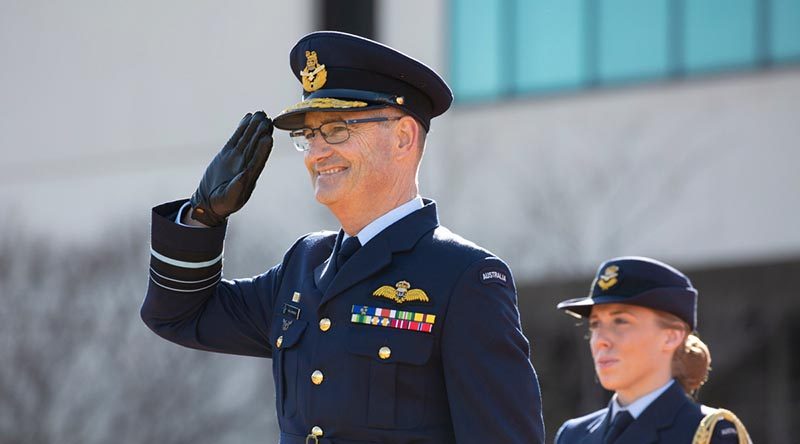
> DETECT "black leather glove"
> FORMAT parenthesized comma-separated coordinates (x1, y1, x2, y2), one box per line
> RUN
(189, 111, 273, 226)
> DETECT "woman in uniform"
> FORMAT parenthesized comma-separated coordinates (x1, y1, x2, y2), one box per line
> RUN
(554, 256, 750, 444)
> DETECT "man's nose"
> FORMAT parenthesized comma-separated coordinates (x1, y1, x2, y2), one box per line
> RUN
(305, 135, 333, 161)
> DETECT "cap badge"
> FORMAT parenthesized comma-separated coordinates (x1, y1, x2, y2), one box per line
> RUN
(597, 265, 620, 291)
(300, 50, 327, 92)
(373, 280, 429, 304)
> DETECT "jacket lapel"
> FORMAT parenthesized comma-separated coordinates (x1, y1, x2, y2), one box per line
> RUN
(615, 382, 690, 444)
(318, 200, 439, 306)
(314, 230, 343, 292)
(580, 409, 610, 444)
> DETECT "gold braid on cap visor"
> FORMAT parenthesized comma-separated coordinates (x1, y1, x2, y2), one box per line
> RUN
(281, 97, 369, 114)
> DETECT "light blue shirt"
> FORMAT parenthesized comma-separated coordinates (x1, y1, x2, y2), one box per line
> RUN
(342, 196, 424, 246)
(610, 379, 676, 420)
(177, 197, 425, 247)
(176, 202, 203, 227)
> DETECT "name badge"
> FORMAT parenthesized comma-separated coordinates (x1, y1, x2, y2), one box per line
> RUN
(282, 303, 301, 320)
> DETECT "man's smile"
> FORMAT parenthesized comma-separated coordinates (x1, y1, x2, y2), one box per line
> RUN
(317, 166, 348, 176)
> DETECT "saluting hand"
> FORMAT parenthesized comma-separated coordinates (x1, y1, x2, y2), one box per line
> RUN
(189, 111, 274, 226)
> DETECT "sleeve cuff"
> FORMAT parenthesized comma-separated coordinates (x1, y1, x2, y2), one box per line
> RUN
(149, 199, 228, 293)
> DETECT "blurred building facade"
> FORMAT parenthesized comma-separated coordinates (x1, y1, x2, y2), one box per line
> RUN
(427, 2, 799, 442)
(1, 0, 798, 443)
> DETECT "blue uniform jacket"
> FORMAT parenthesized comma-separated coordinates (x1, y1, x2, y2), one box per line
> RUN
(554, 382, 741, 444)
(141, 199, 545, 444)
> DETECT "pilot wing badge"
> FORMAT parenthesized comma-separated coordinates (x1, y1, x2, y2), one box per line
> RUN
(373, 280, 430, 304)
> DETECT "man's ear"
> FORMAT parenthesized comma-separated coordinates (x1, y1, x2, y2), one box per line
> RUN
(393, 115, 419, 160)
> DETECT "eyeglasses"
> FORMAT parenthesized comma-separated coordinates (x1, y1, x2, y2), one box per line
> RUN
(289, 116, 402, 152)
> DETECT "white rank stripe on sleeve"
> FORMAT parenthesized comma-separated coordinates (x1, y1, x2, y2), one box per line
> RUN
(149, 267, 222, 284)
(149, 246, 223, 293)
(148, 274, 222, 293)
(150, 247, 223, 269)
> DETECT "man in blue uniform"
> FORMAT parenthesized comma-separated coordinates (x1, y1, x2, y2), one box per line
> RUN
(141, 31, 545, 443)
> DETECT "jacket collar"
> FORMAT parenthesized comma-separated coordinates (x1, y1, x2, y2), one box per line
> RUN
(582, 382, 691, 444)
(580, 408, 611, 444)
(314, 199, 439, 305)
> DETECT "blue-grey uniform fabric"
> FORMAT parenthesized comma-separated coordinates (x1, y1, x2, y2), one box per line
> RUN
(554, 382, 740, 444)
(141, 198, 545, 444)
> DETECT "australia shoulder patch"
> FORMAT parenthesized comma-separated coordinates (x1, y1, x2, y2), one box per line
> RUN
(480, 267, 508, 286)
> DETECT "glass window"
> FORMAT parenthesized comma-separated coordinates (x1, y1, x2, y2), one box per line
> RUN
(598, 0, 670, 83)
(449, 0, 797, 103)
(771, 0, 800, 61)
(684, 0, 758, 72)
(515, 0, 586, 92)
(451, 0, 504, 101)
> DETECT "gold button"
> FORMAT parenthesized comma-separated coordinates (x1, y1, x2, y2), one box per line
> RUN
(311, 426, 323, 437)
(275, 336, 283, 349)
(378, 346, 391, 360)
(311, 370, 324, 385)
(319, 318, 331, 332)
(396, 96, 405, 105)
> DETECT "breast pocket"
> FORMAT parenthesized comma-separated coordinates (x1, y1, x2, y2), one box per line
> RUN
(272, 319, 308, 418)
(346, 327, 435, 429)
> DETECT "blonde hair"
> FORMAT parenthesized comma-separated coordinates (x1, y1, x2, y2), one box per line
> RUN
(654, 310, 711, 396)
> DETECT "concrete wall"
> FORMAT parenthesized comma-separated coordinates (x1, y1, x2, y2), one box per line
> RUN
(0, 0, 321, 269)
(384, 0, 800, 279)
(3, 1, 797, 282)
(428, 68, 800, 280)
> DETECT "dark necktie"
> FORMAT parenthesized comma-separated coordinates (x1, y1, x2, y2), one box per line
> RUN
(336, 236, 361, 271)
(604, 410, 634, 444)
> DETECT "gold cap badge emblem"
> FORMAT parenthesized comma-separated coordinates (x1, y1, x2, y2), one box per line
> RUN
(373, 280, 430, 304)
(596, 265, 620, 291)
(300, 50, 327, 92)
